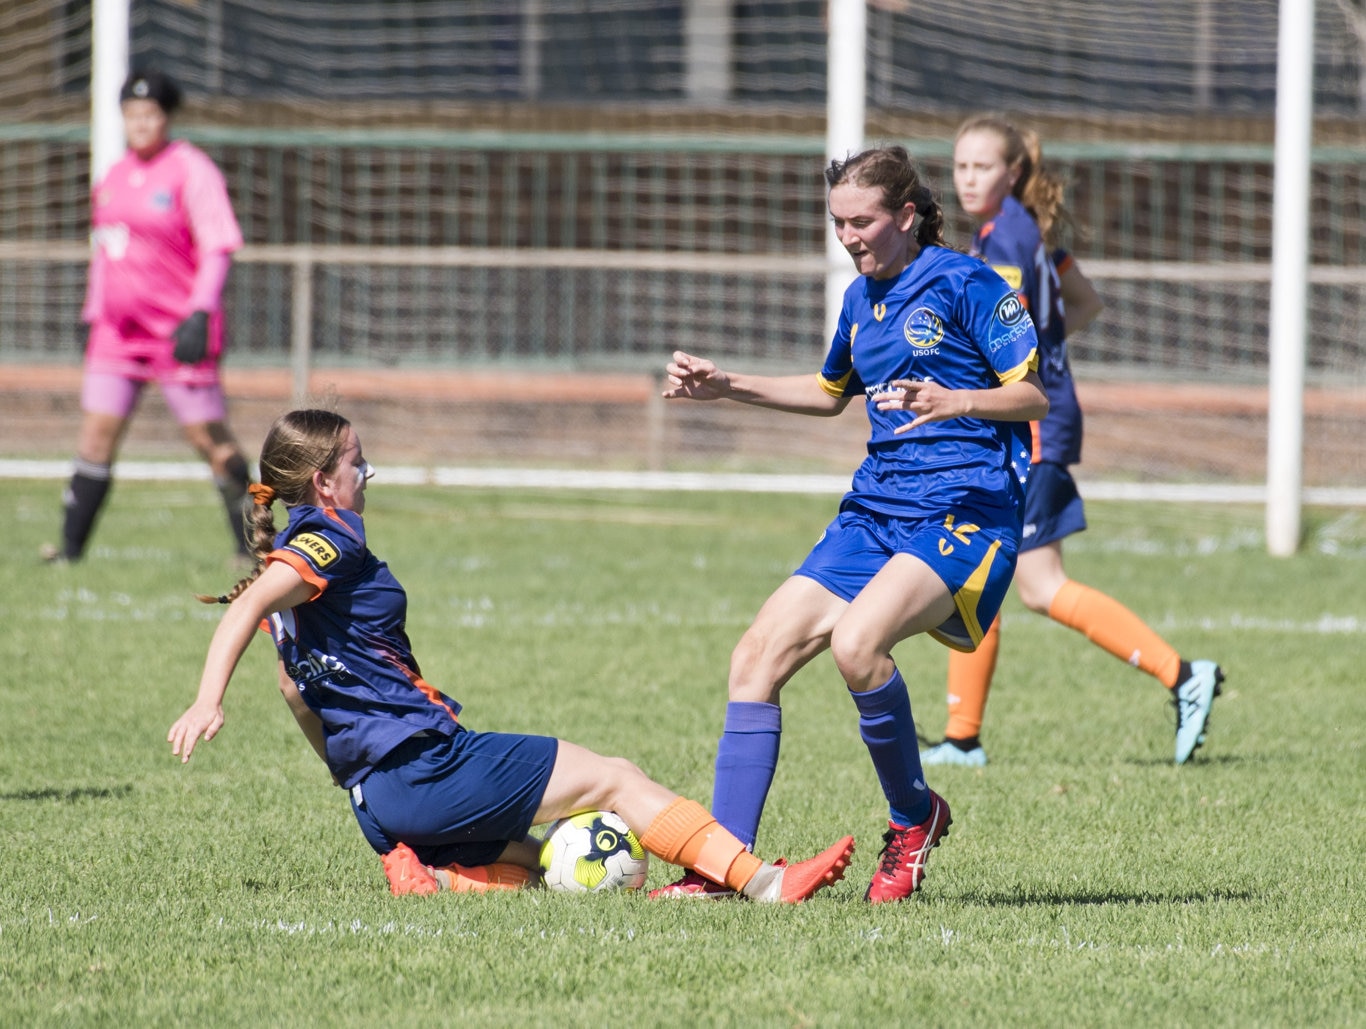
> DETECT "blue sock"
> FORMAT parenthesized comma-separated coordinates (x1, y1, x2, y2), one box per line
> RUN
(850, 669, 931, 828)
(710, 701, 782, 850)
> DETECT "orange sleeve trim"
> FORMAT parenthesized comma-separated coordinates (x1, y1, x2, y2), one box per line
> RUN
(267, 548, 328, 596)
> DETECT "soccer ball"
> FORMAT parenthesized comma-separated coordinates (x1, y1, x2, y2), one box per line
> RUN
(539, 810, 649, 893)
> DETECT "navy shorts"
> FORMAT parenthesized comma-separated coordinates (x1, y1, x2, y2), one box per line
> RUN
(794, 502, 1020, 652)
(349, 728, 558, 868)
(1020, 461, 1087, 551)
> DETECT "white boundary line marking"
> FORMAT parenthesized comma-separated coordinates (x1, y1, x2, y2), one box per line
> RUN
(3, 459, 1365, 507)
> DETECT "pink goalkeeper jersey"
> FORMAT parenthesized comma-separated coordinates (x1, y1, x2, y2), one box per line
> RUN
(83, 139, 242, 343)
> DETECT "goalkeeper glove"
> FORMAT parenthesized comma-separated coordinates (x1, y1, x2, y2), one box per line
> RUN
(172, 310, 210, 364)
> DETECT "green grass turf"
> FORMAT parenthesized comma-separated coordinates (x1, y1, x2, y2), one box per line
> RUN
(1, 480, 1363, 1026)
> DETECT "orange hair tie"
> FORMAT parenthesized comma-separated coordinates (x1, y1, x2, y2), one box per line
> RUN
(248, 483, 276, 507)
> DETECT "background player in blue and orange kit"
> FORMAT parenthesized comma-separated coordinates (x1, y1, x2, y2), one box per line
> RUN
(45, 69, 252, 563)
(167, 409, 854, 902)
(655, 145, 1048, 903)
(921, 115, 1224, 769)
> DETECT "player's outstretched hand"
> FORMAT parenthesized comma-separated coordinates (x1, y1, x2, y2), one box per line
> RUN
(663, 350, 730, 401)
(872, 378, 966, 434)
(172, 310, 210, 364)
(168, 701, 224, 763)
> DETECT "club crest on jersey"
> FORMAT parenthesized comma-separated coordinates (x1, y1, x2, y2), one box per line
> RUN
(903, 307, 944, 349)
(287, 532, 339, 568)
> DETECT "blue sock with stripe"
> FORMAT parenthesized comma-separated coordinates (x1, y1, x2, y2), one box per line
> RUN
(710, 701, 781, 850)
(850, 668, 930, 828)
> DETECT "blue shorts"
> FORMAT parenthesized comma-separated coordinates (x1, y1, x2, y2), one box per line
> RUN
(1021, 461, 1087, 551)
(349, 728, 558, 868)
(794, 502, 1020, 652)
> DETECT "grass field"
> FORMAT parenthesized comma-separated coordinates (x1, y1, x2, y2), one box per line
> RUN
(2, 478, 1363, 1027)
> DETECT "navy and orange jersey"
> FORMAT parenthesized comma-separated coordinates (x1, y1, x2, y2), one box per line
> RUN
(264, 504, 462, 789)
(819, 243, 1039, 522)
(971, 195, 1082, 466)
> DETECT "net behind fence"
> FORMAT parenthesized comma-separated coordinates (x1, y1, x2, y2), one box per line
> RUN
(2, 0, 1364, 487)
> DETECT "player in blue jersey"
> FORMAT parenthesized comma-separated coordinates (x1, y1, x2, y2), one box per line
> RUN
(919, 115, 1224, 770)
(168, 409, 855, 901)
(652, 145, 1048, 903)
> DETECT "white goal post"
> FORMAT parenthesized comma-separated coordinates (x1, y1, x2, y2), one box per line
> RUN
(1265, 0, 1316, 557)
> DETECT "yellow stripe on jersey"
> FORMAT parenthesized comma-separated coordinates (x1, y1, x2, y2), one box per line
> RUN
(818, 370, 851, 398)
(996, 348, 1040, 384)
(819, 321, 857, 397)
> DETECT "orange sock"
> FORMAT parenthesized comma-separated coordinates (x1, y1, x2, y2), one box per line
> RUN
(640, 797, 763, 891)
(945, 614, 1000, 739)
(1048, 579, 1182, 687)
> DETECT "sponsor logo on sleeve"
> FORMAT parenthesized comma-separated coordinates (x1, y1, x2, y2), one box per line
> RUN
(994, 293, 1027, 327)
(287, 532, 339, 568)
(987, 293, 1032, 353)
(987, 321, 1033, 353)
(993, 264, 1023, 290)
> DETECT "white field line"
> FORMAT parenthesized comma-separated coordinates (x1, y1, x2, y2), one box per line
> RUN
(20, 590, 1364, 635)
(4, 459, 1366, 507)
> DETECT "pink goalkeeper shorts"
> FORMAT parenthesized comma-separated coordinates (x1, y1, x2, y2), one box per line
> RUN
(81, 322, 228, 424)
(81, 369, 227, 424)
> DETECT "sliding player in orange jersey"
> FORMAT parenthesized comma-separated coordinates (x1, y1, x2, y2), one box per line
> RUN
(169, 409, 854, 902)
(923, 115, 1224, 768)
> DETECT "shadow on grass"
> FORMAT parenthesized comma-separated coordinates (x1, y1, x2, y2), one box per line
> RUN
(959, 887, 1260, 907)
(1120, 753, 1247, 768)
(0, 785, 133, 802)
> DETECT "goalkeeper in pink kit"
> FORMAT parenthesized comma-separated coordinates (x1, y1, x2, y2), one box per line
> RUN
(44, 69, 252, 563)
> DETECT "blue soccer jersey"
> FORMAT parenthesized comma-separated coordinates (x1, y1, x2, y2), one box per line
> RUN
(819, 244, 1039, 521)
(971, 195, 1082, 466)
(264, 505, 463, 789)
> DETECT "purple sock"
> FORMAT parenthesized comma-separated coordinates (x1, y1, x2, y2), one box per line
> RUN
(850, 669, 931, 827)
(710, 701, 781, 850)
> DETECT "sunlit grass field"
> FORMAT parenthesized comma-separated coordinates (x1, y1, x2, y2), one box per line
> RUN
(2, 478, 1363, 1026)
